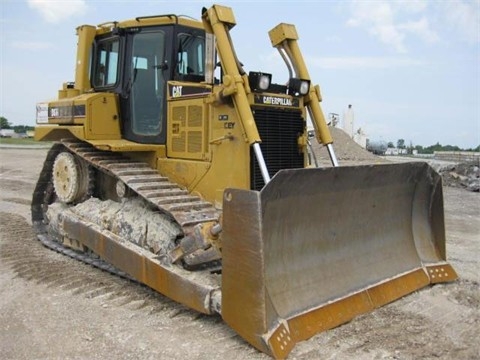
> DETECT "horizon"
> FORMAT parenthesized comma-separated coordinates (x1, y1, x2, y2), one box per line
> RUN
(2, 119, 477, 150)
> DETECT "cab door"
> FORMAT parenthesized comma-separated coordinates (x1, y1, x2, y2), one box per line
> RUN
(122, 28, 171, 144)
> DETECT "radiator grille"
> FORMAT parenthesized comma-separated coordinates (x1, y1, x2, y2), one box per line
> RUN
(169, 103, 205, 159)
(250, 107, 305, 190)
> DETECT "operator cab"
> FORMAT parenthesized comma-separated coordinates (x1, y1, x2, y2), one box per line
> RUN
(91, 20, 205, 144)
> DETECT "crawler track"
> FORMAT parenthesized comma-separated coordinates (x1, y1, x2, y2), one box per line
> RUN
(61, 139, 220, 228)
(32, 138, 220, 236)
(31, 139, 222, 310)
(32, 139, 220, 229)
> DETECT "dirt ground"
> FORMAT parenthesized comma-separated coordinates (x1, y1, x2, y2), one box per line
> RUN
(0, 147, 479, 360)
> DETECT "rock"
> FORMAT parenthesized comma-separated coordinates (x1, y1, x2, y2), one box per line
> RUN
(440, 161, 480, 192)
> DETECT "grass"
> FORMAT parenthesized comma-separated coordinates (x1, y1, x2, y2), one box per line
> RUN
(0, 137, 51, 145)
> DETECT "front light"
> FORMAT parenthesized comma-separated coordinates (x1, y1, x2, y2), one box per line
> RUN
(299, 80, 310, 95)
(249, 71, 272, 92)
(288, 78, 310, 96)
(258, 74, 271, 90)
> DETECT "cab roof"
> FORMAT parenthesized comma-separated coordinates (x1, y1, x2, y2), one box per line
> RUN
(93, 14, 204, 35)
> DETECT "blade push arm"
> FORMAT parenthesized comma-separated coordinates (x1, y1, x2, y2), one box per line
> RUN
(269, 24, 339, 166)
(202, 5, 271, 183)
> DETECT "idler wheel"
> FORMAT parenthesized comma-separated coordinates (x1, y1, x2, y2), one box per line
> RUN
(52, 152, 90, 203)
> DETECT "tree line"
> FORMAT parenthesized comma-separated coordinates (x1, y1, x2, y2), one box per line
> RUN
(0, 116, 34, 133)
(388, 138, 479, 154)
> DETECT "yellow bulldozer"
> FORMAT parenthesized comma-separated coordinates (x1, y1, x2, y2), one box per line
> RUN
(32, 5, 457, 358)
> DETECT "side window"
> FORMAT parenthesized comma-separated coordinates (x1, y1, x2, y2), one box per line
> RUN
(176, 33, 205, 81)
(93, 38, 119, 87)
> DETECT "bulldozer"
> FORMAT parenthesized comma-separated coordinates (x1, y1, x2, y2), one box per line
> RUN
(32, 5, 457, 358)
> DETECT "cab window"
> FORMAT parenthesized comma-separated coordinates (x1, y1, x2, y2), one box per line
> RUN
(176, 33, 205, 82)
(93, 38, 119, 87)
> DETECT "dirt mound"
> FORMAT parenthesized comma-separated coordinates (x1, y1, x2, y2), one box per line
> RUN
(440, 161, 480, 192)
(310, 127, 387, 166)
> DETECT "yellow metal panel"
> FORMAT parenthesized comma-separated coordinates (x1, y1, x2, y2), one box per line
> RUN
(75, 25, 96, 94)
(268, 23, 298, 47)
(114, 17, 204, 31)
(167, 98, 208, 160)
(34, 125, 85, 142)
(86, 93, 121, 140)
(426, 263, 458, 284)
(47, 98, 85, 124)
(157, 158, 209, 195)
(212, 5, 236, 26)
(62, 213, 216, 315)
(188, 102, 249, 204)
(159, 97, 250, 205)
(166, 81, 212, 101)
(87, 139, 165, 153)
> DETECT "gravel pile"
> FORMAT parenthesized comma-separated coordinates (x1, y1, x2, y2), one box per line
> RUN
(439, 161, 480, 192)
(309, 127, 387, 167)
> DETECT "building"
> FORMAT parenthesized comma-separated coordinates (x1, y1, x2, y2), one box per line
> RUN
(0, 129, 15, 137)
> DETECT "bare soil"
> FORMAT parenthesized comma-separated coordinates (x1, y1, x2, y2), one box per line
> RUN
(0, 146, 479, 360)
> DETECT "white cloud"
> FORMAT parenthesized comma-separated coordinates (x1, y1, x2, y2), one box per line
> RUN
(27, 0, 87, 24)
(346, 0, 439, 53)
(441, 0, 480, 43)
(346, 1, 406, 53)
(306, 56, 426, 70)
(399, 17, 439, 44)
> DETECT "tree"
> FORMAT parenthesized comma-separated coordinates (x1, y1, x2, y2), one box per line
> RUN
(407, 141, 414, 154)
(387, 141, 394, 148)
(423, 142, 442, 154)
(443, 144, 461, 152)
(12, 125, 34, 133)
(414, 145, 424, 153)
(397, 139, 405, 149)
(0, 116, 12, 129)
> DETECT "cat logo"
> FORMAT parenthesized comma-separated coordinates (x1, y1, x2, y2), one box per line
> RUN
(172, 85, 183, 97)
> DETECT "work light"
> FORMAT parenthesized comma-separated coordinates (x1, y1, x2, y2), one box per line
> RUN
(249, 71, 272, 91)
(288, 78, 310, 96)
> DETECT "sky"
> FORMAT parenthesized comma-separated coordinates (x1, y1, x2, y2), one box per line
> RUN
(1, 0, 479, 148)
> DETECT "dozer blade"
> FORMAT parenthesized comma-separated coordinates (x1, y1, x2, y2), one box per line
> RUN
(221, 162, 457, 359)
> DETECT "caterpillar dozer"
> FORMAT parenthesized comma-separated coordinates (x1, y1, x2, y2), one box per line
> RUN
(32, 4, 457, 358)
